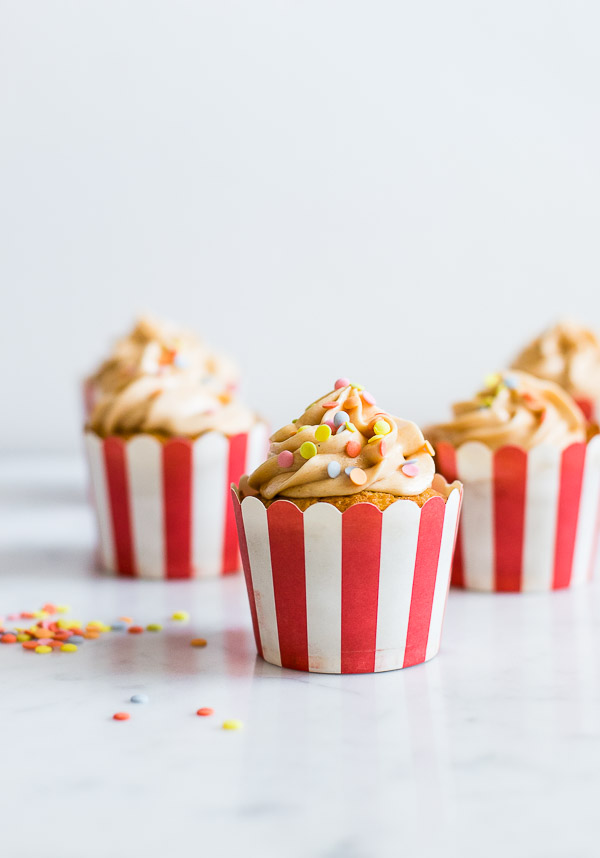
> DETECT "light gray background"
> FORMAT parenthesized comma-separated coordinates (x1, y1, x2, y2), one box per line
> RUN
(2, 1, 600, 453)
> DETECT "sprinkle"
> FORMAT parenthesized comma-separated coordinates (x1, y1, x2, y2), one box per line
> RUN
(379, 440, 387, 457)
(322, 401, 338, 409)
(323, 420, 336, 432)
(367, 434, 382, 444)
(35, 638, 54, 645)
(336, 424, 347, 435)
(300, 441, 317, 459)
(61, 644, 78, 652)
(503, 375, 518, 390)
(130, 694, 149, 704)
(56, 605, 70, 613)
(197, 707, 214, 717)
(222, 719, 244, 730)
(69, 635, 84, 644)
(373, 419, 391, 436)
(84, 631, 100, 639)
(315, 424, 331, 442)
(361, 391, 376, 405)
(334, 378, 350, 389)
(346, 440, 361, 458)
(35, 645, 52, 654)
(119, 616, 133, 623)
(171, 611, 189, 622)
(345, 394, 361, 409)
(16, 634, 30, 642)
(146, 623, 162, 632)
(402, 463, 420, 477)
(424, 440, 435, 456)
(485, 373, 501, 389)
(113, 712, 130, 721)
(277, 450, 294, 468)
(404, 459, 417, 465)
(349, 468, 367, 486)
(350, 383, 364, 390)
(128, 626, 144, 634)
(110, 622, 127, 632)
(87, 620, 104, 630)
(190, 638, 207, 647)
(345, 422, 356, 432)
(333, 411, 349, 427)
(327, 461, 341, 479)
(344, 466, 354, 475)
(42, 603, 57, 614)
(1, 634, 17, 644)
(22, 641, 40, 650)
(32, 611, 48, 619)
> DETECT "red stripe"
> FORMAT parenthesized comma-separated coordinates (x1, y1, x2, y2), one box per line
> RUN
(493, 447, 527, 592)
(222, 433, 249, 574)
(435, 442, 464, 588)
(231, 490, 263, 659)
(552, 443, 586, 590)
(267, 501, 308, 671)
(403, 497, 445, 667)
(575, 397, 594, 423)
(341, 504, 382, 673)
(163, 440, 193, 579)
(103, 438, 135, 576)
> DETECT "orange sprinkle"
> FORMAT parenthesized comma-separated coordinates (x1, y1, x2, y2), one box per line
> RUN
(349, 468, 367, 486)
(22, 640, 40, 650)
(128, 626, 144, 634)
(83, 631, 99, 639)
(190, 638, 207, 648)
(196, 707, 214, 716)
(113, 712, 130, 721)
(119, 617, 133, 624)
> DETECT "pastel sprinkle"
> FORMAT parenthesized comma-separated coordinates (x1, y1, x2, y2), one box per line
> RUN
(300, 441, 317, 459)
(345, 466, 354, 475)
(402, 463, 420, 477)
(1, 634, 17, 644)
(373, 419, 391, 436)
(350, 383, 364, 390)
(131, 694, 149, 704)
(361, 391, 376, 405)
(423, 440, 435, 456)
(222, 719, 244, 731)
(277, 450, 294, 468)
(379, 440, 387, 457)
(110, 622, 127, 632)
(334, 378, 350, 389)
(345, 421, 356, 432)
(197, 707, 214, 717)
(119, 616, 133, 623)
(322, 401, 338, 409)
(171, 611, 189, 622)
(69, 635, 84, 644)
(56, 605, 70, 613)
(61, 644, 78, 652)
(113, 712, 130, 721)
(146, 623, 162, 632)
(327, 461, 341, 479)
(368, 435, 382, 444)
(128, 626, 144, 634)
(190, 638, 207, 647)
(349, 468, 367, 486)
(315, 424, 331, 442)
(323, 420, 336, 432)
(333, 411, 349, 427)
(16, 634, 30, 642)
(485, 373, 501, 388)
(35, 645, 52, 654)
(346, 440, 361, 458)
(504, 375, 518, 389)
(336, 424, 347, 435)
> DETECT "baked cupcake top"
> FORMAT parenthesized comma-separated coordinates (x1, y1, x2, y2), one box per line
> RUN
(242, 379, 435, 500)
(428, 370, 586, 451)
(87, 316, 255, 438)
(511, 320, 600, 403)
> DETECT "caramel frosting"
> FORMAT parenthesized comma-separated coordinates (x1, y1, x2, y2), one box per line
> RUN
(428, 371, 586, 452)
(87, 316, 239, 397)
(242, 379, 435, 500)
(511, 320, 600, 402)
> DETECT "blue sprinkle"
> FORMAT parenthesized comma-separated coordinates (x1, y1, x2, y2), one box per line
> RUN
(130, 693, 149, 704)
(345, 466, 354, 476)
(333, 411, 349, 427)
(69, 635, 84, 644)
(503, 375, 517, 389)
(404, 459, 417, 465)
(110, 622, 127, 632)
(336, 424, 346, 435)
(327, 461, 341, 479)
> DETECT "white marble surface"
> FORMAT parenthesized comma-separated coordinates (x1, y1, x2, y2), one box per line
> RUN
(2, 456, 600, 857)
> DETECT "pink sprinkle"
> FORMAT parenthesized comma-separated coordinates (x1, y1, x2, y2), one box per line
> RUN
(362, 391, 376, 405)
(36, 638, 54, 646)
(277, 450, 294, 468)
(322, 401, 339, 409)
(402, 463, 419, 478)
(334, 378, 350, 390)
(379, 440, 387, 457)
(7, 614, 19, 621)
(323, 420, 336, 431)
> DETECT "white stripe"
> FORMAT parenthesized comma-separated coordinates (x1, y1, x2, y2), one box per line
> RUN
(456, 442, 494, 591)
(520, 445, 562, 591)
(303, 503, 342, 673)
(126, 436, 164, 579)
(191, 432, 228, 577)
(572, 436, 600, 585)
(246, 421, 270, 474)
(84, 432, 115, 573)
(240, 497, 281, 666)
(374, 499, 420, 672)
(425, 489, 461, 661)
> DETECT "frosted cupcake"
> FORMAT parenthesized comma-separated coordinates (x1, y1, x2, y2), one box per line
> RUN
(233, 379, 462, 674)
(429, 371, 600, 592)
(85, 319, 267, 580)
(511, 320, 600, 423)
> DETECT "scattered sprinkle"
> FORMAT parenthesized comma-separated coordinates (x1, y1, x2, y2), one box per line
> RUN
(503, 375, 518, 390)
(333, 411, 349, 427)
(361, 391, 376, 405)
(128, 626, 144, 634)
(190, 638, 207, 647)
(56, 605, 70, 614)
(146, 623, 162, 632)
(35, 645, 52, 654)
(334, 378, 350, 390)
(171, 611, 189, 622)
(315, 424, 331, 442)
(344, 466, 354, 475)
(69, 635, 84, 644)
(119, 616, 133, 624)
(113, 712, 130, 721)
(197, 707, 214, 717)
(110, 622, 127, 632)
(1, 634, 17, 644)
(300, 441, 317, 459)
(130, 694, 149, 704)
(222, 719, 244, 731)
(485, 373, 501, 389)
(277, 450, 294, 468)
(61, 644, 78, 653)
(327, 461, 341, 479)
(349, 468, 367, 486)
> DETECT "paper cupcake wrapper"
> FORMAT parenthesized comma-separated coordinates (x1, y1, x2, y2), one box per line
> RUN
(231, 478, 463, 674)
(575, 396, 599, 424)
(85, 423, 269, 579)
(436, 436, 600, 592)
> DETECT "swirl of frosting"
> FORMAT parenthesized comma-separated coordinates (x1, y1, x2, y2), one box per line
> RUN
(87, 316, 239, 397)
(428, 370, 586, 451)
(511, 320, 600, 402)
(245, 381, 435, 499)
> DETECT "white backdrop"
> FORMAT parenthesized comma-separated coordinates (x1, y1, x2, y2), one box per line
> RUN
(2, 1, 600, 452)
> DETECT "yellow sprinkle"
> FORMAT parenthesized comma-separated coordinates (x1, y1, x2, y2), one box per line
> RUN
(171, 611, 189, 622)
(146, 623, 163, 632)
(222, 719, 244, 730)
(57, 620, 69, 629)
(61, 644, 78, 652)
(56, 604, 71, 614)
(424, 440, 435, 456)
(87, 621, 104, 629)
(35, 645, 52, 654)
(300, 441, 317, 459)
(373, 420, 391, 436)
(315, 424, 331, 442)
(368, 435, 382, 444)
(350, 384, 364, 390)
(190, 638, 207, 647)
(32, 611, 48, 619)
(66, 620, 82, 629)
(345, 422, 356, 432)
(16, 634, 30, 642)
(484, 373, 501, 389)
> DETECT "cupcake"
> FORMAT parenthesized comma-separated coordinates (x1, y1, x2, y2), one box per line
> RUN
(511, 320, 600, 423)
(429, 371, 600, 592)
(232, 379, 462, 674)
(84, 318, 267, 579)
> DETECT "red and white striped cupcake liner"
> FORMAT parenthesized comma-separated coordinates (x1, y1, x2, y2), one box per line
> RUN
(435, 436, 600, 592)
(232, 477, 463, 674)
(575, 396, 599, 425)
(85, 423, 269, 579)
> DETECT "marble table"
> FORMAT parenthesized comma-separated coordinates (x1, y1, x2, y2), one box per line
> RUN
(2, 456, 600, 857)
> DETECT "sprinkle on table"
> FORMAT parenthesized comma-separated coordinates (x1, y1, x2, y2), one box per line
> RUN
(197, 707, 214, 717)
(146, 623, 162, 632)
(222, 719, 244, 730)
(130, 694, 149, 704)
(61, 644, 78, 652)
(128, 626, 144, 634)
(113, 712, 130, 721)
(171, 611, 189, 622)
(190, 638, 207, 647)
